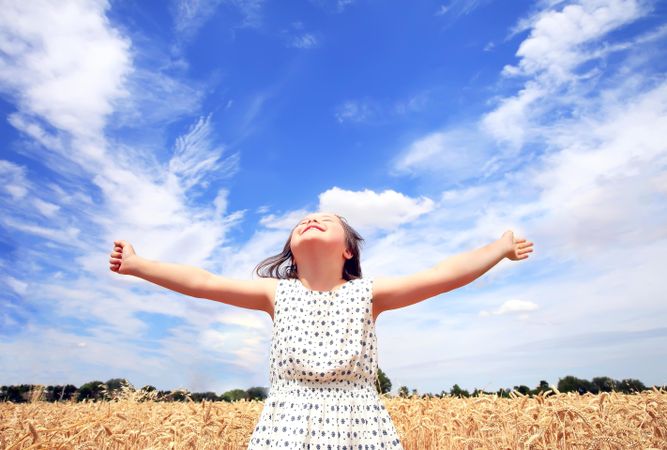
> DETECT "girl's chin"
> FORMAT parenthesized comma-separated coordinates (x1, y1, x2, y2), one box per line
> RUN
(292, 238, 341, 252)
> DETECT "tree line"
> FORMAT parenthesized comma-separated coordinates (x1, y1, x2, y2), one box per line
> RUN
(1, 370, 663, 403)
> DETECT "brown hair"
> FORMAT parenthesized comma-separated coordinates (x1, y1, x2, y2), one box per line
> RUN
(254, 214, 364, 280)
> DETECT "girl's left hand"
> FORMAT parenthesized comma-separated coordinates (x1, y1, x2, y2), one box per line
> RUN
(500, 230, 534, 261)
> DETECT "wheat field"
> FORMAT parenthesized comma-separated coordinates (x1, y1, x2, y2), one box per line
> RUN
(1, 387, 665, 449)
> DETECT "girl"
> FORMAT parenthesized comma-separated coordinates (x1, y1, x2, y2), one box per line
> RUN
(109, 211, 533, 449)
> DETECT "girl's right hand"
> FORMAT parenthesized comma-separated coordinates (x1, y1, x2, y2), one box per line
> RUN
(110, 240, 138, 275)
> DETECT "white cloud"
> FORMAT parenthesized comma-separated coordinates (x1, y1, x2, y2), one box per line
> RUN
(481, 82, 545, 149)
(172, 0, 223, 39)
(481, 0, 650, 149)
(171, 0, 263, 48)
(32, 198, 60, 217)
(2, 217, 81, 245)
(0, 0, 260, 393)
(435, 5, 449, 16)
(0, 0, 132, 143)
(479, 299, 539, 317)
(335, 91, 433, 124)
(363, 0, 667, 393)
(335, 99, 375, 123)
(392, 127, 499, 181)
(290, 33, 318, 49)
(108, 66, 205, 131)
(4, 275, 28, 295)
(392, 92, 431, 115)
(505, 0, 646, 82)
(0, 160, 29, 200)
(309, 0, 355, 13)
(259, 209, 310, 230)
(434, 0, 492, 22)
(318, 187, 435, 232)
(228, 0, 264, 28)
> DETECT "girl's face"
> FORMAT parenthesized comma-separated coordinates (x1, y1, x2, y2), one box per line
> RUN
(290, 212, 352, 262)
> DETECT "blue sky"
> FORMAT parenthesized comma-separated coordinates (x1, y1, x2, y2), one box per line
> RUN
(1, 0, 666, 395)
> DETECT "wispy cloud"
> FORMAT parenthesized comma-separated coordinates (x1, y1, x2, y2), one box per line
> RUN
(170, 0, 263, 46)
(309, 0, 356, 14)
(391, 126, 498, 182)
(335, 90, 433, 124)
(334, 99, 376, 123)
(0, 0, 257, 391)
(434, 0, 493, 22)
(171, 0, 223, 41)
(479, 299, 539, 317)
(227, 0, 264, 28)
(168, 114, 240, 193)
(2, 0, 666, 394)
(289, 33, 319, 49)
(0, 160, 29, 200)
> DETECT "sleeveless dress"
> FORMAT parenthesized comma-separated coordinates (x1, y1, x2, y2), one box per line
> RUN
(247, 277, 405, 449)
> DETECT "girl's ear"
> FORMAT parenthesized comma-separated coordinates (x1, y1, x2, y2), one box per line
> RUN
(343, 249, 353, 260)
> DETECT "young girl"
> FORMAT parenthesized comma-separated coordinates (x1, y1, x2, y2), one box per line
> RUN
(109, 211, 533, 449)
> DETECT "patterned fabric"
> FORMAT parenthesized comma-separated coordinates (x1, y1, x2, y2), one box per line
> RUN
(247, 277, 404, 449)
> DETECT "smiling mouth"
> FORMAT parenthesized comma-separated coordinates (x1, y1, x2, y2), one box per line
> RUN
(303, 225, 324, 233)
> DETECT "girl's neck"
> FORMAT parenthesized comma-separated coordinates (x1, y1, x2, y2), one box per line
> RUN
(296, 266, 346, 292)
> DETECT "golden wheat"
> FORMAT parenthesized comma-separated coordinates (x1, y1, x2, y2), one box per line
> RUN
(1, 386, 665, 449)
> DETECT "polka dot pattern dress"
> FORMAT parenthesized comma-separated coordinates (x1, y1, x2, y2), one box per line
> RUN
(247, 277, 405, 449)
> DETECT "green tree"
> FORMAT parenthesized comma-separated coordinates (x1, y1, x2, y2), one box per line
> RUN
(533, 380, 551, 395)
(376, 367, 392, 395)
(105, 378, 134, 400)
(397, 386, 410, 398)
(191, 391, 220, 402)
(220, 389, 248, 402)
(78, 381, 106, 402)
(157, 390, 171, 401)
(135, 385, 158, 402)
(557, 375, 597, 394)
(496, 388, 510, 398)
(618, 378, 647, 394)
(246, 387, 268, 401)
(513, 385, 531, 395)
(449, 384, 469, 398)
(592, 376, 618, 393)
(169, 388, 191, 402)
(0, 385, 31, 403)
(45, 385, 77, 402)
(471, 388, 493, 397)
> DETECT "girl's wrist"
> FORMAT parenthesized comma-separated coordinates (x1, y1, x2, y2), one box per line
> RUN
(125, 255, 146, 277)
(497, 238, 512, 260)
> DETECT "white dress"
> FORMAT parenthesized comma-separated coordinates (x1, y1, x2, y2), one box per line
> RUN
(247, 277, 405, 449)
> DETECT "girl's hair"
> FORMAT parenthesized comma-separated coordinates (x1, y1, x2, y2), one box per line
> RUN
(254, 214, 364, 280)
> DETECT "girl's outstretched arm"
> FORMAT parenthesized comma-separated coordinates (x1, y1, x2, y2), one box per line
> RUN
(372, 231, 533, 317)
(110, 240, 276, 318)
